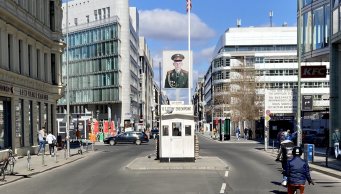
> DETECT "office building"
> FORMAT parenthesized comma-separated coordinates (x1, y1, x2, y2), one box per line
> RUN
(0, 0, 64, 154)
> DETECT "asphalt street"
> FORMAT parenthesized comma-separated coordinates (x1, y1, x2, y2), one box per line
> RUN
(0, 136, 340, 194)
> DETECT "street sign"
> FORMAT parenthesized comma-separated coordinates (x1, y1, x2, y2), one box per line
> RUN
(265, 115, 271, 121)
(302, 95, 313, 111)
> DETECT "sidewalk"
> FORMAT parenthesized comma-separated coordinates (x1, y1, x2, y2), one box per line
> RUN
(198, 132, 341, 179)
(0, 145, 98, 186)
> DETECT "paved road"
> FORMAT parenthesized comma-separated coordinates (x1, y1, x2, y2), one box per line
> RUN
(1, 136, 340, 194)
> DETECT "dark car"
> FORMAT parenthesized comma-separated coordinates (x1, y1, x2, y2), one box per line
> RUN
(103, 131, 149, 146)
(150, 129, 159, 139)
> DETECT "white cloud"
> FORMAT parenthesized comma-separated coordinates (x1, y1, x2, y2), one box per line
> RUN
(139, 9, 215, 41)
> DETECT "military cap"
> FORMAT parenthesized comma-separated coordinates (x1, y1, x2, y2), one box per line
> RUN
(171, 53, 185, 61)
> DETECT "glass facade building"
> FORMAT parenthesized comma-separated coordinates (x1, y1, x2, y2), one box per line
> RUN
(59, 21, 121, 105)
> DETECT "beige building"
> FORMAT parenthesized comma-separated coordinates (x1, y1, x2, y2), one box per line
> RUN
(0, 0, 64, 155)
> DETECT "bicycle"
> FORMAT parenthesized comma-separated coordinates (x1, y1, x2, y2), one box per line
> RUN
(0, 149, 16, 181)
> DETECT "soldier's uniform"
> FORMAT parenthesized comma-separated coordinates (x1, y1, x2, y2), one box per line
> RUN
(165, 69, 189, 88)
(164, 53, 189, 88)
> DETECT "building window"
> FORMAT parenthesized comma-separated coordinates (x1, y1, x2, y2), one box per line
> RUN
(49, 1, 55, 31)
(303, 11, 312, 52)
(94, 10, 97, 20)
(8, 34, 13, 70)
(74, 18, 78, 26)
(86, 15, 89, 23)
(313, 6, 324, 50)
(107, 7, 110, 18)
(44, 53, 48, 81)
(333, 8, 339, 34)
(324, 4, 330, 47)
(16, 99, 24, 147)
(28, 44, 32, 76)
(29, 101, 33, 145)
(37, 49, 41, 79)
(19, 39, 23, 74)
(51, 53, 56, 84)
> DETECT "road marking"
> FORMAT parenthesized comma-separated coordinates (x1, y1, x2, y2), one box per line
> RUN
(220, 183, 226, 193)
(225, 171, 229, 177)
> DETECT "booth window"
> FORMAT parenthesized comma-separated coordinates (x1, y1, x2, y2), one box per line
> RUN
(172, 122, 182, 136)
(162, 126, 169, 136)
(185, 125, 191, 136)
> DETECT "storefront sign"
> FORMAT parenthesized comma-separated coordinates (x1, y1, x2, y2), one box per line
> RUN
(19, 89, 48, 100)
(161, 105, 193, 115)
(301, 65, 327, 78)
(0, 84, 13, 94)
(264, 89, 297, 114)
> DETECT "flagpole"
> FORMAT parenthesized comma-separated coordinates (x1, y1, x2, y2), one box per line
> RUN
(187, 0, 191, 105)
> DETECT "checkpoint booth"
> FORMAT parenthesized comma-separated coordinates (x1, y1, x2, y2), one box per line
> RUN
(159, 105, 195, 162)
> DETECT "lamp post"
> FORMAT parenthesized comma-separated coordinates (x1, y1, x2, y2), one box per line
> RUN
(65, 0, 70, 158)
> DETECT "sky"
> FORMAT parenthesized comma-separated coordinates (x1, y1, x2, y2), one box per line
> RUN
(130, 0, 297, 102)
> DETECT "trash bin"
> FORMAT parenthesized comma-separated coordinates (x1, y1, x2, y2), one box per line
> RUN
(304, 144, 314, 162)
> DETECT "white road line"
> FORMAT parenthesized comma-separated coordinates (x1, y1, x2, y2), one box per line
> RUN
(225, 171, 229, 177)
(220, 183, 226, 193)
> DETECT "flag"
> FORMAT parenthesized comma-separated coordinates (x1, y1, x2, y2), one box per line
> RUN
(186, 0, 192, 12)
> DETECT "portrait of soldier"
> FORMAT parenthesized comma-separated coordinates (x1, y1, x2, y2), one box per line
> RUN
(164, 53, 189, 88)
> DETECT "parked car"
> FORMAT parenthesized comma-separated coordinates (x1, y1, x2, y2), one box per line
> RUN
(103, 131, 149, 146)
(150, 129, 159, 139)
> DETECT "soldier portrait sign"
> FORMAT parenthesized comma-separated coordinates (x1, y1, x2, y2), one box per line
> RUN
(163, 50, 192, 89)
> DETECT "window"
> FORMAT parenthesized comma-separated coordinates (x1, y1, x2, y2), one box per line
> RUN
(162, 125, 169, 136)
(19, 40, 23, 74)
(172, 122, 182, 136)
(107, 7, 110, 18)
(37, 49, 41, 79)
(86, 15, 89, 23)
(8, 34, 13, 70)
(28, 44, 32, 76)
(313, 6, 324, 50)
(185, 125, 191, 136)
(74, 18, 78, 26)
(94, 10, 97, 20)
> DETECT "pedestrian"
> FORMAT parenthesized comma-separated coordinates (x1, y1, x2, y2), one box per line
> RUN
(37, 127, 46, 156)
(248, 128, 253, 140)
(244, 128, 248, 140)
(284, 146, 314, 194)
(236, 127, 240, 140)
(277, 129, 284, 148)
(332, 128, 341, 159)
(46, 132, 57, 156)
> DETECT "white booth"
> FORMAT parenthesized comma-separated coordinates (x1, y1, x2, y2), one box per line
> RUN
(160, 105, 195, 162)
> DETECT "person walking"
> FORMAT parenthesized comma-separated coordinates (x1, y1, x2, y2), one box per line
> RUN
(46, 132, 57, 156)
(284, 146, 314, 194)
(37, 127, 46, 156)
(244, 128, 248, 140)
(235, 127, 240, 140)
(332, 128, 341, 159)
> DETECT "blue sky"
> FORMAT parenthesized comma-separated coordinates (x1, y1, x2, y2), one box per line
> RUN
(130, 0, 297, 101)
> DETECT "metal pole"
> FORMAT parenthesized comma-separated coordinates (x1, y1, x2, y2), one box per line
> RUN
(188, 1, 191, 104)
(27, 150, 31, 171)
(297, 0, 302, 147)
(159, 61, 162, 160)
(66, 0, 71, 158)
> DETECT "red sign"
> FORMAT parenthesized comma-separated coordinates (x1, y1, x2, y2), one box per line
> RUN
(301, 66, 327, 78)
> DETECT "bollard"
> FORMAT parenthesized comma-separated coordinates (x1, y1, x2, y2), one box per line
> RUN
(27, 150, 31, 171)
(272, 140, 275, 152)
(64, 148, 67, 159)
(86, 140, 89, 152)
(222, 132, 224, 142)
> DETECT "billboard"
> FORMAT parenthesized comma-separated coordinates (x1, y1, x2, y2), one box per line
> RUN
(264, 89, 297, 114)
(163, 50, 192, 89)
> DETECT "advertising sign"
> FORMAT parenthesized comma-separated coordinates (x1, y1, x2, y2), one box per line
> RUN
(264, 89, 297, 114)
(301, 65, 327, 78)
(163, 50, 192, 89)
(302, 95, 313, 111)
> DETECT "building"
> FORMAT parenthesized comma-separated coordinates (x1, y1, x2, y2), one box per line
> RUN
(139, 37, 154, 130)
(0, 0, 64, 154)
(58, 0, 150, 133)
(193, 77, 205, 132)
(203, 26, 330, 139)
(298, 0, 341, 146)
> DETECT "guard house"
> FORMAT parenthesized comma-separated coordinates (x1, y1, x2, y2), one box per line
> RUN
(160, 105, 195, 162)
